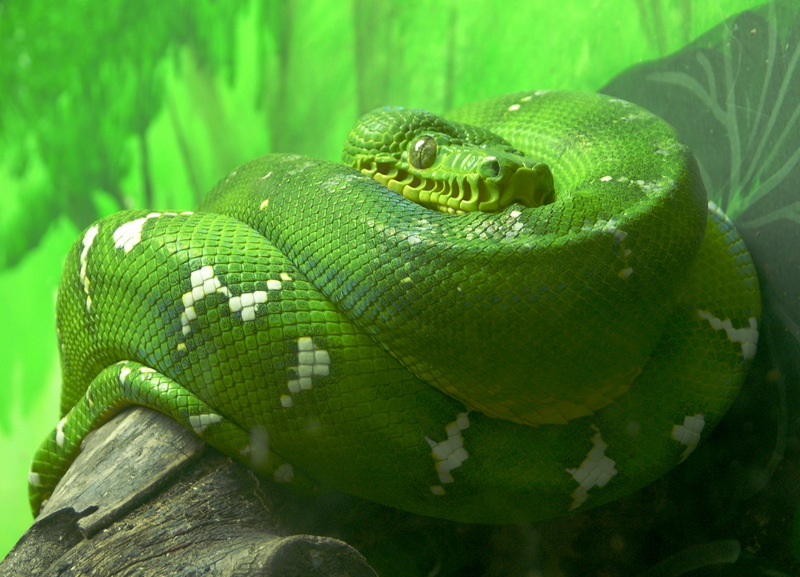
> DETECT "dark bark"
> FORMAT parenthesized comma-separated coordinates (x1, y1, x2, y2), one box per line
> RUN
(1, 408, 377, 576)
(1, 408, 494, 577)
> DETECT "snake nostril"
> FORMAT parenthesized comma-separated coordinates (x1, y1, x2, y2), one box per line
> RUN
(481, 159, 501, 179)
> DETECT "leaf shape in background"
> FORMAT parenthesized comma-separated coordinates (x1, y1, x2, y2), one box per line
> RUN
(602, 1, 800, 353)
(0, 0, 252, 270)
(0, 139, 56, 268)
(352, 0, 456, 114)
(602, 3, 800, 568)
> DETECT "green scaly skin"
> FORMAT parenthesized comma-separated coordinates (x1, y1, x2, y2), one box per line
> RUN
(30, 91, 760, 524)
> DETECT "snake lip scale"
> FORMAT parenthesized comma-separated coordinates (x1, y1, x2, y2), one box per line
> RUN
(30, 90, 760, 524)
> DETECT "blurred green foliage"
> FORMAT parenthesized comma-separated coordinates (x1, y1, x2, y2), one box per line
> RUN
(0, 0, 768, 269)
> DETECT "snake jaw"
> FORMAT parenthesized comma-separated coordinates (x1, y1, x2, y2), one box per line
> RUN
(355, 156, 555, 214)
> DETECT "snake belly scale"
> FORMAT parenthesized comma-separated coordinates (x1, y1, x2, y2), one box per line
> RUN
(30, 90, 760, 524)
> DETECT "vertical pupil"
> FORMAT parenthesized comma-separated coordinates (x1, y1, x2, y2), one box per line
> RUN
(411, 136, 436, 168)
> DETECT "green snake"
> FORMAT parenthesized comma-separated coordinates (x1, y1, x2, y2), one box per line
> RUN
(30, 90, 761, 524)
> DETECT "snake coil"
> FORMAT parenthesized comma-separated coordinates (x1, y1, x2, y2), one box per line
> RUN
(30, 91, 760, 523)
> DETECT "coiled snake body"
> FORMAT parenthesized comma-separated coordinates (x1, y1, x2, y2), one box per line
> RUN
(30, 91, 760, 523)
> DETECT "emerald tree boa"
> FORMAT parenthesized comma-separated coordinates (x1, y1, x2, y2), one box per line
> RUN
(30, 91, 760, 523)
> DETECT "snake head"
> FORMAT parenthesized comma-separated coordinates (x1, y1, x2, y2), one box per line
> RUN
(343, 107, 555, 213)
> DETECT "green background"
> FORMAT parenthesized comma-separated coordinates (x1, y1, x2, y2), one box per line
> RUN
(2, 0, 798, 572)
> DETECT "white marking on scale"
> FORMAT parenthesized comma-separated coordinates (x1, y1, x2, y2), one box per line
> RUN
(189, 413, 223, 434)
(508, 103, 521, 112)
(56, 416, 68, 448)
(601, 219, 628, 242)
(427, 412, 470, 494)
(671, 414, 705, 461)
(229, 290, 269, 322)
(28, 471, 41, 487)
(281, 338, 331, 407)
(596, 219, 633, 279)
(286, 337, 331, 394)
(566, 426, 618, 509)
(259, 199, 270, 210)
(113, 214, 157, 254)
(80, 225, 100, 311)
(279, 272, 293, 281)
(112, 212, 190, 253)
(119, 365, 132, 385)
(600, 175, 613, 182)
(697, 310, 759, 360)
(180, 266, 231, 336)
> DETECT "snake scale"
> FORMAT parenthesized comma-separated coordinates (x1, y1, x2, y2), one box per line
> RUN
(29, 91, 760, 524)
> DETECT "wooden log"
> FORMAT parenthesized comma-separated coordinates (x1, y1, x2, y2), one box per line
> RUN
(1, 408, 379, 576)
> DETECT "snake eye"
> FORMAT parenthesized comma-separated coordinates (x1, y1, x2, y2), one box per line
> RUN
(409, 136, 437, 169)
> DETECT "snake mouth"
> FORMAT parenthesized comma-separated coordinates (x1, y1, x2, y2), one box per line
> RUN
(359, 161, 555, 213)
